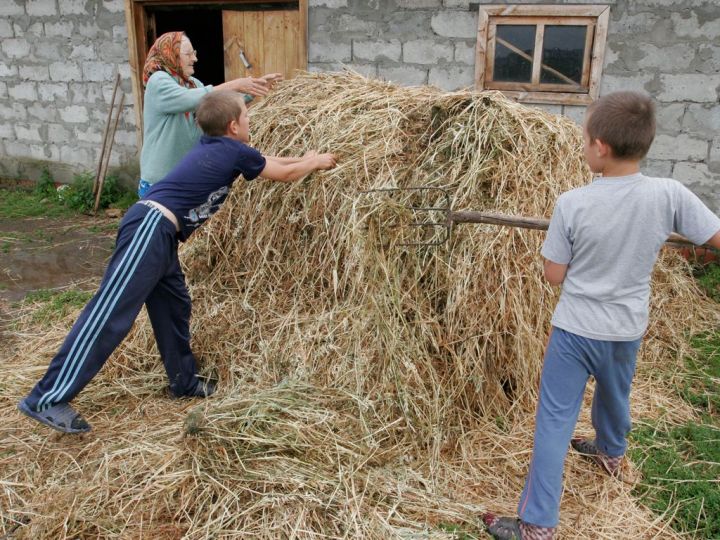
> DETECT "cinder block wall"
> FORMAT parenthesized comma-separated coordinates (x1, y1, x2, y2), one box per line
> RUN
(0, 0, 718, 211)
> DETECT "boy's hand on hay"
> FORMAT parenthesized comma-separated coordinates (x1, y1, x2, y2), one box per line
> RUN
(261, 73, 284, 88)
(311, 153, 337, 170)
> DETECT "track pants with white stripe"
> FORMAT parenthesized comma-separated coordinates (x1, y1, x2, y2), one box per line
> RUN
(25, 203, 201, 411)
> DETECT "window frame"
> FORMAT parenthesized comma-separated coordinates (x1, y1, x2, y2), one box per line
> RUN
(475, 5, 610, 106)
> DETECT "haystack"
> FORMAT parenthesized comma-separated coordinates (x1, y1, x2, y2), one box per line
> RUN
(2, 72, 717, 539)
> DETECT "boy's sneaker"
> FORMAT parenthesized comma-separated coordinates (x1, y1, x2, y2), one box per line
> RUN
(483, 514, 555, 540)
(571, 437, 622, 477)
(168, 379, 216, 399)
(17, 398, 91, 434)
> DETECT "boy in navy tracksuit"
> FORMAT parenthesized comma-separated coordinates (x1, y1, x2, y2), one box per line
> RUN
(19, 90, 337, 434)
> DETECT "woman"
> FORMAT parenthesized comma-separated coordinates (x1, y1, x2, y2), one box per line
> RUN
(138, 31, 281, 196)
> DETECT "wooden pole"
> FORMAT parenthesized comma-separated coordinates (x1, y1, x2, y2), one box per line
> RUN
(93, 91, 125, 214)
(94, 73, 121, 198)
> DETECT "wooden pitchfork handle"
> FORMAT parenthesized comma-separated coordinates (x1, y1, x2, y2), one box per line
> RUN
(449, 210, 709, 249)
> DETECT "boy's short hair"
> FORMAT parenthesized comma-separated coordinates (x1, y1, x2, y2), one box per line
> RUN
(586, 91, 656, 160)
(196, 90, 244, 136)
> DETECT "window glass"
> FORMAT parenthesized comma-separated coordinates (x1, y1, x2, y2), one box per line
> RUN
(540, 25, 587, 85)
(493, 25, 536, 83)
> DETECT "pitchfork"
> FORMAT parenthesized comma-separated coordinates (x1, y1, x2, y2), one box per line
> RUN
(361, 186, 710, 250)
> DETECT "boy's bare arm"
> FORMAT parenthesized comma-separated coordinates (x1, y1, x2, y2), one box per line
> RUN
(544, 259, 568, 286)
(260, 153, 337, 183)
(707, 230, 720, 250)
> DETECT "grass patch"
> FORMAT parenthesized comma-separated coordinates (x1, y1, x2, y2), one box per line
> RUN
(0, 186, 76, 219)
(23, 289, 94, 324)
(694, 262, 720, 303)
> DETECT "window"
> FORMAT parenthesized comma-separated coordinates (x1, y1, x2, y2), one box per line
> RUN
(475, 5, 610, 105)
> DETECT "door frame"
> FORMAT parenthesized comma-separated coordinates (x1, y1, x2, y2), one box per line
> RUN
(123, 0, 308, 145)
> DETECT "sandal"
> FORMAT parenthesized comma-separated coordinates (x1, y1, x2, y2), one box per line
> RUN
(18, 398, 91, 434)
(483, 514, 522, 540)
(571, 437, 622, 477)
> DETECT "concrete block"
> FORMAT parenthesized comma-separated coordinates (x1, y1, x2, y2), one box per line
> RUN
(4, 140, 33, 159)
(113, 24, 128, 40)
(0, 63, 19, 77)
(673, 162, 719, 212)
(444, 0, 469, 7)
(636, 44, 696, 72)
(396, 0, 441, 8)
(0, 1, 25, 16)
(0, 103, 27, 121)
(78, 22, 109, 39)
(70, 44, 95, 60)
(60, 105, 89, 123)
(71, 83, 104, 104)
(353, 39, 401, 62)
(378, 65, 428, 86)
(102, 0, 125, 13)
(38, 82, 69, 100)
(533, 104, 563, 117)
(15, 124, 43, 142)
(671, 11, 720, 40)
(19, 65, 50, 81)
(386, 11, 433, 36)
(695, 44, 720, 73)
(0, 19, 14, 38)
(599, 73, 654, 95)
(14, 21, 44, 37)
(454, 41, 476, 65)
(1, 38, 31, 59)
(431, 11, 478, 39)
(26, 0, 57, 16)
(45, 21, 73, 37)
(48, 123, 71, 141)
(8, 82, 38, 101)
(0, 82, 6, 99)
(429, 64, 474, 91)
(641, 159, 673, 179)
(113, 130, 138, 147)
(682, 104, 720, 136)
(74, 126, 103, 144)
(27, 102, 58, 121)
(310, 0, 348, 6)
(82, 61, 115, 82)
(609, 12, 659, 35)
(31, 143, 60, 162)
(404, 39, 453, 64)
(333, 14, 380, 35)
(59, 0, 88, 15)
(562, 105, 587, 125)
(648, 133, 708, 162)
(0, 123, 14, 139)
(309, 40, 352, 62)
(60, 145, 93, 166)
(308, 62, 378, 79)
(657, 74, 720, 103)
(34, 41, 65, 61)
(655, 103, 686, 133)
(50, 62, 82, 82)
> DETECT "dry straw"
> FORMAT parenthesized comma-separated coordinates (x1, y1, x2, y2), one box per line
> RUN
(2, 72, 717, 539)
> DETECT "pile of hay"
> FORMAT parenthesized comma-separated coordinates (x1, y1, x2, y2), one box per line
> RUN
(2, 72, 717, 539)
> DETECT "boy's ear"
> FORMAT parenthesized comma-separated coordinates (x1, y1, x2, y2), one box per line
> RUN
(595, 138, 612, 158)
(227, 119, 238, 136)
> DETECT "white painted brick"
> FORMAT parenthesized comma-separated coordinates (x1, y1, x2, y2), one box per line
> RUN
(0, 19, 13, 38)
(431, 11, 477, 39)
(396, 0, 441, 7)
(404, 39, 453, 64)
(102, 0, 125, 13)
(26, 0, 57, 16)
(8, 82, 38, 101)
(60, 105, 89, 123)
(74, 126, 102, 144)
(642, 160, 673, 179)
(655, 103, 686, 133)
(0, 63, 18, 77)
(1, 38, 30, 58)
(648, 134, 708, 162)
(0, 1, 25, 16)
(429, 64, 474, 91)
(49, 62, 82, 82)
(15, 124, 43, 142)
(19, 65, 50, 81)
(600, 73, 654, 95)
(657, 74, 720, 103)
(309, 40, 351, 62)
(454, 41, 476, 65)
(38, 82, 68, 100)
(637, 44, 696, 71)
(70, 44, 95, 60)
(353, 39, 401, 62)
(60, 145, 92, 166)
(309, 0, 347, 6)
(48, 123, 71, 141)
(671, 11, 720, 40)
(682, 104, 720, 136)
(378, 65, 428, 86)
(27, 102, 58, 121)
(82, 61, 115, 82)
(59, 0, 88, 15)
(45, 20, 73, 37)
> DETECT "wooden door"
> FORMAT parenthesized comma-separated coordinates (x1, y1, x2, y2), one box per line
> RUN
(222, 5, 307, 83)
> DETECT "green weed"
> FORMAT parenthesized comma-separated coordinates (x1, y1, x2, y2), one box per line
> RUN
(694, 262, 720, 303)
(24, 289, 93, 324)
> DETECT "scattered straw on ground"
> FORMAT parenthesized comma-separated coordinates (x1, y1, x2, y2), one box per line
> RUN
(2, 72, 717, 539)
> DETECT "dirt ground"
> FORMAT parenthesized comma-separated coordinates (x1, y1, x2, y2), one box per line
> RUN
(0, 215, 117, 328)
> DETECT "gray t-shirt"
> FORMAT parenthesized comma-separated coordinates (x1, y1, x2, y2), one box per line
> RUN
(541, 173, 720, 341)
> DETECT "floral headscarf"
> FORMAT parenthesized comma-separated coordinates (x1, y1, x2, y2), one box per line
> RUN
(142, 31, 197, 89)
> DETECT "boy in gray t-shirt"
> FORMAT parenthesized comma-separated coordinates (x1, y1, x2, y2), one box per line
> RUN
(484, 92, 720, 540)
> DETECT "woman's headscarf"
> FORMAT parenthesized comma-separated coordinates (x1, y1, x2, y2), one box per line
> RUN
(142, 31, 197, 89)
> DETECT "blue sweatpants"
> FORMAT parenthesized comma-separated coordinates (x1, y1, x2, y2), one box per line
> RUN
(517, 327, 641, 527)
(25, 203, 200, 411)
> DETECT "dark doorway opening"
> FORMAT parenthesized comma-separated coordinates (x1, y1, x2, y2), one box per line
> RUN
(148, 7, 225, 86)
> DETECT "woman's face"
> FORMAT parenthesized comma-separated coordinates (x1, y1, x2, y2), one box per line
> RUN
(179, 37, 197, 79)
